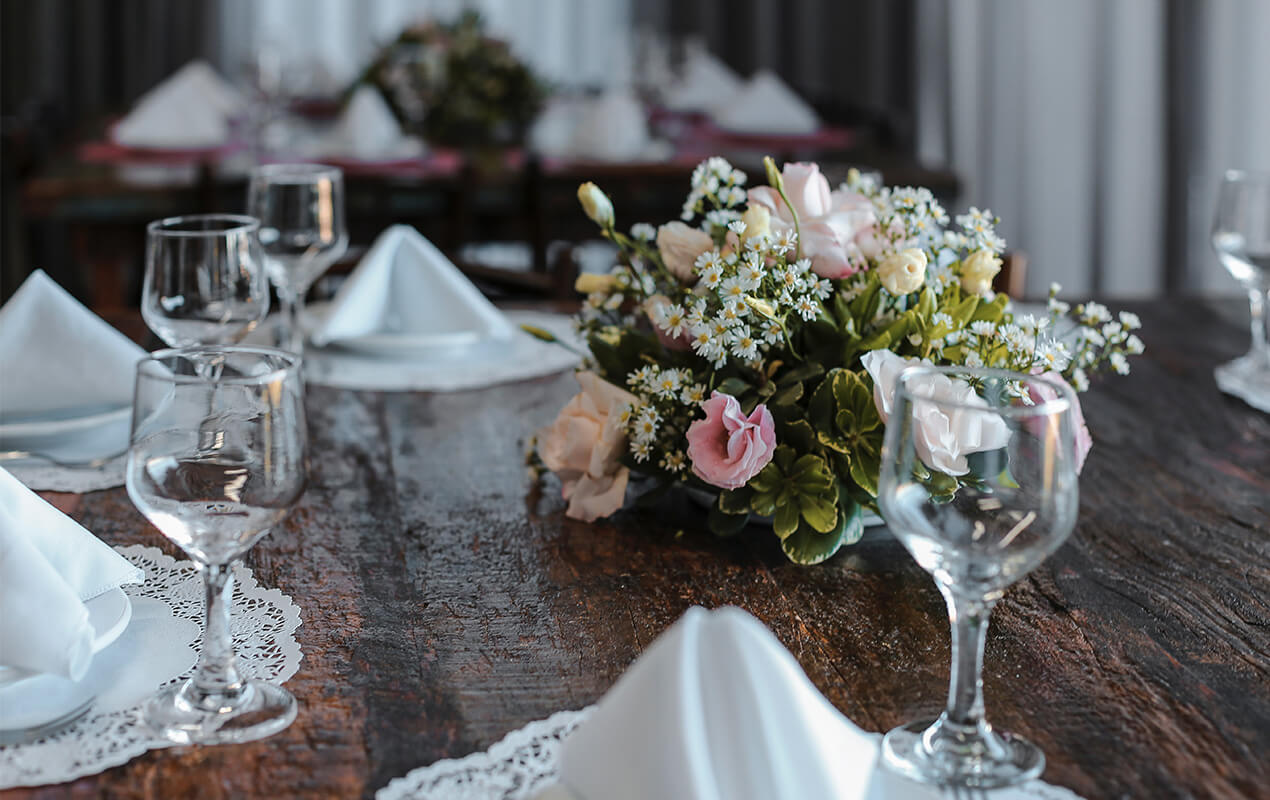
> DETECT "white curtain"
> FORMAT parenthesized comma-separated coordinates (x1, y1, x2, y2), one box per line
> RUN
(216, 0, 633, 93)
(918, 0, 1270, 297)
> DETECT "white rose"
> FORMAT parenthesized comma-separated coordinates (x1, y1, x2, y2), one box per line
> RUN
(739, 203, 772, 241)
(960, 249, 1002, 296)
(877, 248, 927, 295)
(861, 349, 1011, 476)
(656, 221, 713, 284)
(577, 182, 614, 228)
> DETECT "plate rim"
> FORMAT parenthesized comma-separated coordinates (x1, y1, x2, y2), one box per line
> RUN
(0, 404, 131, 441)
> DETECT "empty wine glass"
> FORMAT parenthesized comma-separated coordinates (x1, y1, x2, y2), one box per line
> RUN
(878, 366, 1080, 790)
(1211, 169, 1270, 409)
(142, 214, 270, 347)
(127, 346, 307, 744)
(247, 163, 348, 353)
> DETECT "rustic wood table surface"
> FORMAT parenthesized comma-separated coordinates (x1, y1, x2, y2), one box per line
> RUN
(3, 299, 1267, 800)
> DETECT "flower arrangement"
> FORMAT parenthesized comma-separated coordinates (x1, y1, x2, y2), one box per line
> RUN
(533, 157, 1145, 564)
(358, 11, 544, 148)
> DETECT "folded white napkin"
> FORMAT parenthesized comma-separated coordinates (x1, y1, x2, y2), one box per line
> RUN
(0, 270, 147, 426)
(309, 225, 515, 348)
(566, 89, 657, 162)
(662, 47, 745, 114)
(313, 85, 424, 161)
(113, 59, 245, 149)
(0, 467, 143, 681)
(711, 69, 820, 135)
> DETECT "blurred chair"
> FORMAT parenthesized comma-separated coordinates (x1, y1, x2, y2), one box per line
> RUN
(995, 251, 1028, 299)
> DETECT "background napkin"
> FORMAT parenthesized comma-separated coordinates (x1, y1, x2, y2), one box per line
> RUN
(112, 60, 244, 149)
(662, 46, 745, 115)
(0, 270, 147, 422)
(309, 225, 515, 347)
(310, 85, 425, 161)
(711, 70, 821, 135)
(0, 467, 142, 681)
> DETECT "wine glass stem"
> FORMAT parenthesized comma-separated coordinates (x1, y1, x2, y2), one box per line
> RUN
(1247, 287, 1268, 360)
(187, 562, 245, 704)
(942, 583, 996, 728)
(275, 289, 304, 354)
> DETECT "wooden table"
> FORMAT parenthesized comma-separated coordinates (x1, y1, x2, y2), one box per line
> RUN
(5, 299, 1268, 799)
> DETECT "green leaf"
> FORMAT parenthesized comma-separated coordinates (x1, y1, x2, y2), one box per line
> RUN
(836, 494, 866, 547)
(773, 502, 801, 539)
(799, 492, 838, 533)
(807, 370, 838, 432)
(718, 487, 753, 515)
(817, 429, 851, 453)
(587, 335, 625, 384)
(708, 501, 749, 537)
(916, 287, 937, 321)
(715, 377, 750, 397)
(948, 295, 980, 328)
(749, 462, 782, 494)
(777, 362, 824, 387)
(971, 293, 1010, 323)
(845, 430, 883, 497)
(773, 445, 797, 473)
(832, 370, 880, 434)
(780, 418, 817, 452)
(780, 519, 845, 565)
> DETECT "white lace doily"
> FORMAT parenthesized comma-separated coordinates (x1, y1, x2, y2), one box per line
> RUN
(4, 457, 125, 494)
(376, 708, 1087, 800)
(0, 545, 304, 789)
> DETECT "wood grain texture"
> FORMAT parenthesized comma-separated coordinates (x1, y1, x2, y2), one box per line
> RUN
(3, 299, 1267, 800)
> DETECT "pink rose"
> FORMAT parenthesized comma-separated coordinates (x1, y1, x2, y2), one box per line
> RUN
(656, 221, 712, 284)
(1026, 371, 1093, 475)
(748, 162, 875, 279)
(538, 372, 638, 521)
(685, 392, 777, 490)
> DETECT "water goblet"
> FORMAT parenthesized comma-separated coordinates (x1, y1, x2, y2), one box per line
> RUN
(142, 214, 271, 347)
(247, 163, 348, 354)
(127, 346, 307, 744)
(1211, 169, 1270, 408)
(878, 366, 1081, 789)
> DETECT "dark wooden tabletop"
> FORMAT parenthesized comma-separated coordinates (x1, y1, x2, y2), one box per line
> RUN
(5, 298, 1268, 800)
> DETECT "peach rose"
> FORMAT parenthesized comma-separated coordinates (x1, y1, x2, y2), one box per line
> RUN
(1026, 371, 1092, 475)
(748, 162, 875, 279)
(685, 392, 777, 490)
(656, 221, 713, 284)
(538, 372, 638, 521)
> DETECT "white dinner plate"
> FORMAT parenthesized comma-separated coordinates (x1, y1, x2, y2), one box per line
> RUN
(0, 405, 131, 442)
(322, 329, 489, 358)
(0, 587, 132, 690)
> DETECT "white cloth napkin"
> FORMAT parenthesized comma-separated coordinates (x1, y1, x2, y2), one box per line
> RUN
(711, 69, 821, 135)
(662, 47, 745, 115)
(112, 60, 244, 149)
(567, 89, 657, 162)
(0, 467, 143, 681)
(538, 606, 1083, 800)
(0, 270, 147, 423)
(310, 85, 424, 161)
(309, 225, 515, 348)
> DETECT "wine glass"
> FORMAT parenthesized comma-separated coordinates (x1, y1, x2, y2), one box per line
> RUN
(127, 346, 307, 744)
(1211, 169, 1270, 408)
(877, 366, 1081, 790)
(142, 214, 271, 347)
(247, 163, 348, 353)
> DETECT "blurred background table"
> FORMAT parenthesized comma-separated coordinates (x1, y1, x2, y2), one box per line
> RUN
(2, 297, 1265, 800)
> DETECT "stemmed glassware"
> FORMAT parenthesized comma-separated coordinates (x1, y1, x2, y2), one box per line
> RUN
(1211, 169, 1270, 409)
(142, 214, 271, 347)
(247, 163, 348, 353)
(878, 366, 1081, 790)
(127, 346, 307, 744)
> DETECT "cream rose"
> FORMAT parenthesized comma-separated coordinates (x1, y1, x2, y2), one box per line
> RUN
(656, 221, 713, 284)
(538, 372, 638, 521)
(574, 272, 616, 294)
(961, 249, 1002, 296)
(739, 203, 772, 242)
(577, 182, 614, 228)
(877, 248, 927, 295)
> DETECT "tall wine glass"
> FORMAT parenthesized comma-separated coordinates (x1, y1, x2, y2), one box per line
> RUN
(878, 366, 1080, 789)
(247, 163, 348, 353)
(142, 214, 270, 347)
(1211, 169, 1270, 407)
(127, 346, 307, 744)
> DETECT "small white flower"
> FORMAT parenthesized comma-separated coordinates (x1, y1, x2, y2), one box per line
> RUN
(795, 296, 820, 321)
(970, 321, 996, 337)
(1110, 352, 1130, 375)
(1048, 297, 1071, 315)
(1119, 311, 1142, 330)
(680, 383, 708, 406)
(964, 351, 984, 368)
(773, 229, 798, 253)
(1101, 321, 1124, 342)
(655, 302, 688, 338)
(761, 319, 784, 345)
(730, 326, 760, 360)
(907, 333, 923, 347)
(728, 220, 748, 235)
(932, 312, 955, 329)
(630, 223, 656, 241)
(659, 450, 687, 474)
(699, 263, 724, 289)
(630, 439, 653, 462)
(1071, 367, 1089, 392)
(655, 370, 682, 399)
(737, 261, 764, 289)
(811, 278, 833, 300)
(719, 276, 749, 301)
(1125, 333, 1145, 355)
(1079, 302, 1112, 324)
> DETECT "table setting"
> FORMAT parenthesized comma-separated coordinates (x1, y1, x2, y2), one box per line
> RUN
(0, 144, 1267, 800)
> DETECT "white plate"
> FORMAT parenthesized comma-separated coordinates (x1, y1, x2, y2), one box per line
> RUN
(322, 329, 489, 357)
(0, 405, 131, 442)
(0, 587, 132, 690)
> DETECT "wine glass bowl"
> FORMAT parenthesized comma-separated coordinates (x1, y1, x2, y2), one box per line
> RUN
(127, 346, 307, 744)
(1211, 169, 1270, 408)
(247, 163, 348, 353)
(878, 367, 1080, 789)
(142, 214, 271, 348)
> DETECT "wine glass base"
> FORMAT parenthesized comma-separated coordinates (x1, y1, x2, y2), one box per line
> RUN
(1214, 353, 1270, 413)
(882, 717, 1044, 790)
(145, 679, 296, 746)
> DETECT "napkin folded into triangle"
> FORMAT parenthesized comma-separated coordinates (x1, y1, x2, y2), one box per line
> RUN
(711, 69, 821, 136)
(309, 225, 515, 348)
(541, 606, 881, 800)
(662, 48, 745, 115)
(113, 60, 245, 149)
(567, 89, 654, 162)
(0, 467, 143, 680)
(0, 270, 147, 424)
(315, 85, 424, 161)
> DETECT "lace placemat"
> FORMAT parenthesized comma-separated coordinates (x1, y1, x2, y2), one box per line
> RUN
(0, 545, 303, 789)
(376, 707, 1088, 800)
(4, 457, 125, 494)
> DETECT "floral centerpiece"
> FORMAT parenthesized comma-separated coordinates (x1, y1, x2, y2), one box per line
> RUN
(532, 157, 1144, 564)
